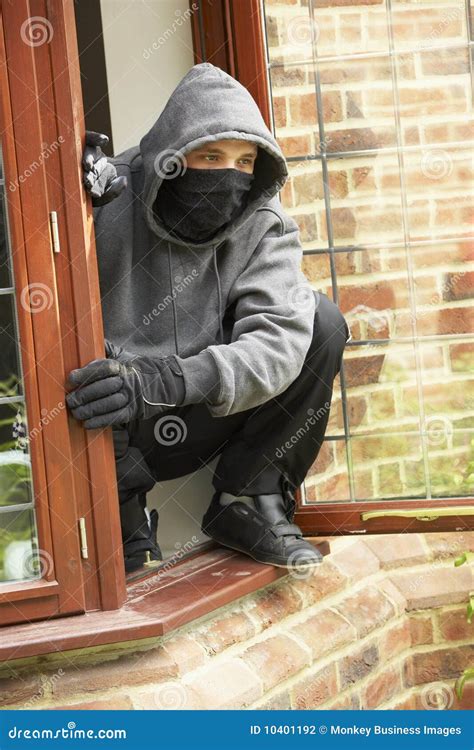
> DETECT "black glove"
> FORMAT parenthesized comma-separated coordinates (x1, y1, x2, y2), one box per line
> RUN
(83, 130, 127, 207)
(65, 343, 185, 429)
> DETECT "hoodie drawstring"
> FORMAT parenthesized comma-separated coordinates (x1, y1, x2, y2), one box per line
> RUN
(213, 244, 224, 345)
(167, 242, 180, 355)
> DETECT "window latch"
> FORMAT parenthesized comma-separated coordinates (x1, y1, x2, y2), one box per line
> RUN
(78, 517, 88, 559)
(49, 211, 60, 254)
(361, 506, 474, 522)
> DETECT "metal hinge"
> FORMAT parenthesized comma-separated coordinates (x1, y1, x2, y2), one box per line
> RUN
(361, 506, 474, 522)
(143, 551, 161, 569)
(49, 211, 60, 253)
(78, 517, 88, 559)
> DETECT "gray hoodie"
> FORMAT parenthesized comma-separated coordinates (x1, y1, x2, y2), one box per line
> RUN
(94, 62, 315, 417)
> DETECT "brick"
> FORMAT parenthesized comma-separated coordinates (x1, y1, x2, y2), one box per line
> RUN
(408, 614, 434, 646)
(339, 644, 379, 689)
(443, 271, 474, 301)
(416, 306, 473, 336)
(421, 48, 469, 77)
(339, 281, 405, 313)
(51, 648, 178, 698)
(242, 635, 309, 692)
(328, 127, 395, 153)
(247, 584, 303, 631)
(185, 659, 262, 709)
(135, 681, 200, 710)
(379, 619, 412, 661)
(391, 694, 417, 710)
(196, 611, 256, 656)
(271, 63, 305, 87)
(364, 534, 429, 568)
(438, 607, 474, 642)
(161, 635, 207, 674)
(291, 663, 338, 709)
(289, 608, 357, 661)
(289, 93, 317, 126)
(330, 541, 380, 582)
(326, 692, 360, 710)
(273, 96, 287, 129)
(362, 665, 402, 708)
(377, 578, 408, 617)
(334, 585, 396, 638)
(279, 135, 311, 158)
(389, 566, 474, 610)
(293, 172, 325, 203)
(257, 690, 291, 710)
(343, 354, 385, 388)
(324, 207, 356, 240)
(424, 531, 474, 558)
(403, 654, 415, 688)
(292, 560, 348, 605)
(50, 697, 133, 710)
(408, 645, 474, 686)
(0, 673, 44, 708)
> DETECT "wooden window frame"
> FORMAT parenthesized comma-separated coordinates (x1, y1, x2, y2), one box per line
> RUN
(0, 0, 125, 628)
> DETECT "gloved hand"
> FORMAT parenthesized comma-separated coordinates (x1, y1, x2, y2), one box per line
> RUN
(65, 343, 185, 429)
(83, 130, 127, 207)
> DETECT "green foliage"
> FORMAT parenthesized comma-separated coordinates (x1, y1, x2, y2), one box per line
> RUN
(452, 552, 474, 700)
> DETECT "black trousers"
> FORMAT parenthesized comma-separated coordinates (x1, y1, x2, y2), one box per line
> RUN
(114, 293, 349, 542)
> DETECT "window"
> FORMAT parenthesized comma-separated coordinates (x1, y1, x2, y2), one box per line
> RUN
(0, 0, 471, 650)
(258, 0, 474, 533)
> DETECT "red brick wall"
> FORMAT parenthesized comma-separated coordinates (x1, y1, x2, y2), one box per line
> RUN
(264, 0, 474, 503)
(1, 532, 473, 710)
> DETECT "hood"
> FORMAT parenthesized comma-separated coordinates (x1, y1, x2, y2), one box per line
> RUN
(139, 62, 288, 250)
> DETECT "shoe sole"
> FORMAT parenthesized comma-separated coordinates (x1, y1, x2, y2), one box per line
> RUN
(206, 534, 323, 569)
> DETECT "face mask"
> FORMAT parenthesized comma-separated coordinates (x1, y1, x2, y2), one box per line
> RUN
(155, 166, 255, 242)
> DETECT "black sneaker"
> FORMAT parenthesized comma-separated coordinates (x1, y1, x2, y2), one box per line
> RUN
(201, 489, 323, 569)
(123, 508, 163, 574)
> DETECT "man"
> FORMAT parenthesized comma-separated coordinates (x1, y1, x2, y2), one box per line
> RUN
(66, 63, 349, 573)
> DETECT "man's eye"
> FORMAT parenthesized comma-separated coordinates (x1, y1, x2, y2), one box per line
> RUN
(204, 155, 218, 161)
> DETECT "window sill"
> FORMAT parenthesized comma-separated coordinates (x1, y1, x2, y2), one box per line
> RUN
(0, 543, 331, 662)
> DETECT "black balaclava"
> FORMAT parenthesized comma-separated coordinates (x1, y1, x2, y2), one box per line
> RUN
(154, 166, 255, 243)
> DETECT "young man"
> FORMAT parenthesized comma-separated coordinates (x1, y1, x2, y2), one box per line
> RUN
(66, 63, 349, 573)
